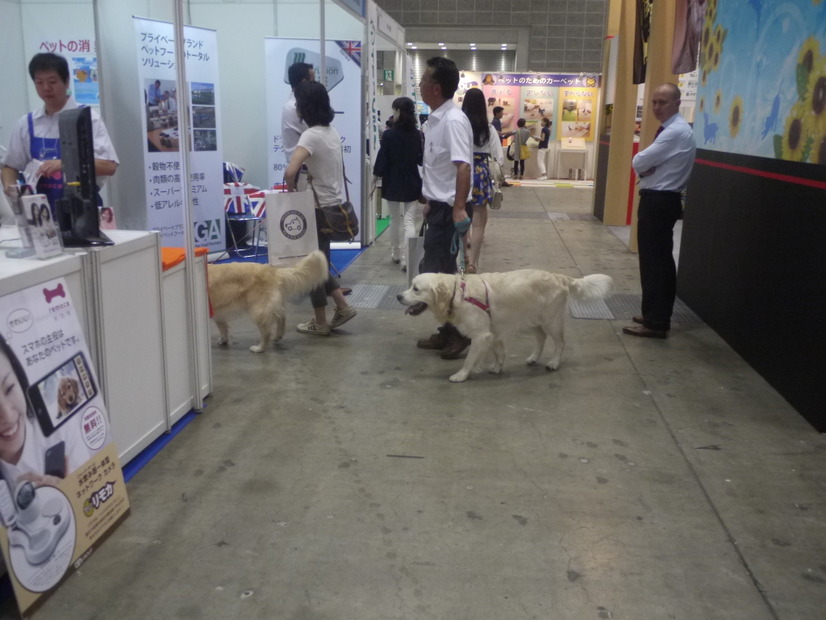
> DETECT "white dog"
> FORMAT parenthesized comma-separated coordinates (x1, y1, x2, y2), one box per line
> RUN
(208, 251, 329, 352)
(398, 270, 614, 382)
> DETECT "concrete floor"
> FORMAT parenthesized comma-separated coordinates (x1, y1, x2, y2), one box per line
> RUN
(15, 184, 826, 619)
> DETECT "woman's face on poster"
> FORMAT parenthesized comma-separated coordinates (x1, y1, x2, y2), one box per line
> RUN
(0, 353, 27, 463)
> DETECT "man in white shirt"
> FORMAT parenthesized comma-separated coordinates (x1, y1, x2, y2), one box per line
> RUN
(415, 57, 474, 358)
(2, 53, 118, 212)
(281, 62, 315, 190)
(624, 83, 696, 339)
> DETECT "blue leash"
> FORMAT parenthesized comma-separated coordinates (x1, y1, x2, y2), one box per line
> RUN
(452, 217, 471, 273)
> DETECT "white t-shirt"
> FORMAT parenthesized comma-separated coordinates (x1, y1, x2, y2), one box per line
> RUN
(421, 100, 473, 204)
(298, 125, 344, 207)
(281, 91, 308, 164)
(0, 415, 92, 487)
(4, 98, 119, 173)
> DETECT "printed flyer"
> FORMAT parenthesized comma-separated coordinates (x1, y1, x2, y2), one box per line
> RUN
(0, 278, 129, 617)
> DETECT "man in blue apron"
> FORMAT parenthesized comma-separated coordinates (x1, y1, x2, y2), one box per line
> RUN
(2, 53, 118, 214)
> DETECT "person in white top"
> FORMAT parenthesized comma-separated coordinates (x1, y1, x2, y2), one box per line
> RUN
(285, 81, 357, 336)
(281, 62, 315, 186)
(461, 88, 503, 274)
(0, 334, 93, 492)
(415, 57, 474, 359)
(2, 53, 118, 212)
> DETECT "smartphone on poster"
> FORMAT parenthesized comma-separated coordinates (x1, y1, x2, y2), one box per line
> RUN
(27, 352, 97, 437)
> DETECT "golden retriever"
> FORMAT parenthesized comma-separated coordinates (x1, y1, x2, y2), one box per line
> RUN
(208, 251, 329, 352)
(57, 376, 79, 417)
(398, 270, 614, 382)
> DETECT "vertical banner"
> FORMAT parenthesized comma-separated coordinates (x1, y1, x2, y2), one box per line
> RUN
(265, 38, 364, 243)
(0, 279, 129, 617)
(133, 18, 224, 251)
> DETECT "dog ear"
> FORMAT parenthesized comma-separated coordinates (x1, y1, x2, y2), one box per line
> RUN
(430, 276, 454, 319)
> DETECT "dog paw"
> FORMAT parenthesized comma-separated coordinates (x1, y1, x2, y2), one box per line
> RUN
(488, 364, 502, 374)
(544, 362, 559, 371)
(526, 356, 538, 365)
(449, 372, 469, 383)
(249, 345, 265, 353)
(217, 338, 228, 346)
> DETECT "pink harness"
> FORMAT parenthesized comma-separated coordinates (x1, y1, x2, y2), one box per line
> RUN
(460, 279, 491, 312)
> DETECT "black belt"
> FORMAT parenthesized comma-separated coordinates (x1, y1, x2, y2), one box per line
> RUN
(639, 189, 681, 196)
(428, 200, 450, 208)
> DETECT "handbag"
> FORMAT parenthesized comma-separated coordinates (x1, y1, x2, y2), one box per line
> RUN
(506, 142, 515, 161)
(308, 153, 360, 242)
(520, 145, 530, 160)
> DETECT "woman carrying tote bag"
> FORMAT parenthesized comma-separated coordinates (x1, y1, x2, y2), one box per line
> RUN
(285, 81, 357, 336)
(512, 118, 531, 180)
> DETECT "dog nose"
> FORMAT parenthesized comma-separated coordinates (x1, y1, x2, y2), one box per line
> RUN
(396, 294, 403, 302)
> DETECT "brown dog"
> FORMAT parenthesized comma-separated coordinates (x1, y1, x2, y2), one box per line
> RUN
(57, 377, 80, 417)
(207, 251, 329, 352)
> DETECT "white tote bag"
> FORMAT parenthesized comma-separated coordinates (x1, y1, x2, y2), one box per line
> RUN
(265, 190, 318, 266)
(406, 226, 426, 286)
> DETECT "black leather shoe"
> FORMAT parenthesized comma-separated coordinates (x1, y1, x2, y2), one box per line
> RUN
(622, 325, 668, 339)
(632, 315, 644, 325)
(440, 335, 471, 359)
(417, 330, 448, 350)
(501, 181, 513, 187)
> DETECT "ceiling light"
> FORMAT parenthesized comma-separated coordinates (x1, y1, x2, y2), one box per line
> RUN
(406, 42, 413, 46)
(438, 42, 444, 46)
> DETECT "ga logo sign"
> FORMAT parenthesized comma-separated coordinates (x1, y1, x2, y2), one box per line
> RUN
(193, 219, 222, 243)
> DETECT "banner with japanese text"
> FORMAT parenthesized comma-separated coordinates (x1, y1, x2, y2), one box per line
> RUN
(133, 18, 224, 251)
(265, 38, 364, 243)
(455, 72, 601, 142)
(0, 278, 129, 617)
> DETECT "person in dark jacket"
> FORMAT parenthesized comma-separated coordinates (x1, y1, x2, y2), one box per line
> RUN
(372, 97, 423, 271)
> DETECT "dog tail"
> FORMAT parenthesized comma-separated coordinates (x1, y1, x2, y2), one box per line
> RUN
(568, 273, 614, 303)
(278, 250, 330, 297)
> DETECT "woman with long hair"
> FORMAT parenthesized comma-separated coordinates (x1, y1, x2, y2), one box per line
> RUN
(372, 96, 423, 271)
(461, 88, 503, 274)
(285, 81, 357, 336)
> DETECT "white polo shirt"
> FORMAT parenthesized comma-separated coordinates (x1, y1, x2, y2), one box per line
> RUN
(281, 91, 308, 164)
(421, 99, 472, 204)
(4, 98, 119, 172)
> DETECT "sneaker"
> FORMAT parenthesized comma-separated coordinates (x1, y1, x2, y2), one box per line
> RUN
(537, 175, 547, 181)
(297, 318, 331, 336)
(330, 306, 357, 329)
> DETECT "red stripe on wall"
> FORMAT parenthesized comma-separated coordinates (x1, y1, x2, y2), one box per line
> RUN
(695, 158, 826, 190)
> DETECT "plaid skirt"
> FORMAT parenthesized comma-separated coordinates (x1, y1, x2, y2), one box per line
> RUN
(470, 154, 494, 207)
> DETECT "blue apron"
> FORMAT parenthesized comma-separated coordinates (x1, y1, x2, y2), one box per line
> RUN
(28, 112, 64, 210)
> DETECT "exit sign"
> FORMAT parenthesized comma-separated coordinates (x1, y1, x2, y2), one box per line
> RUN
(383, 69, 394, 81)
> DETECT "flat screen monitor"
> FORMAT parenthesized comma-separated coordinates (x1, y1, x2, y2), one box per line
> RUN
(57, 107, 112, 246)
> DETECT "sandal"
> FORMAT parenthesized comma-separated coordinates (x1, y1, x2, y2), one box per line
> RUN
(466, 264, 477, 274)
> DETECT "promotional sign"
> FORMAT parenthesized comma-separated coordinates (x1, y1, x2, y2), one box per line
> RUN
(455, 72, 600, 141)
(0, 278, 129, 617)
(133, 18, 224, 250)
(265, 37, 364, 243)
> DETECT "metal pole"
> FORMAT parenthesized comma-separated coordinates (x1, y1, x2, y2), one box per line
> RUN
(173, 0, 205, 412)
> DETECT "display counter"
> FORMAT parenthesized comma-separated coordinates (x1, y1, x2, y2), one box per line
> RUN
(0, 227, 212, 465)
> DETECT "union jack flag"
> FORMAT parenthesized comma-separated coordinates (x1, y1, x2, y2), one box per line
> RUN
(337, 40, 361, 67)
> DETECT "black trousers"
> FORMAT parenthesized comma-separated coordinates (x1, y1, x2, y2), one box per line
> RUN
(637, 190, 683, 331)
(420, 201, 459, 275)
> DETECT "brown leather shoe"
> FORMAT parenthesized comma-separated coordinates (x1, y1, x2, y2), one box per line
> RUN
(622, 325, 668, 339)
(417, 330, 449, 350)
(440, 335, 471, 359)
(632, 315, 644, 325)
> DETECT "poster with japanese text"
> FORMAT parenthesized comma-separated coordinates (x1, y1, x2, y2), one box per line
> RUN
(0, 278, 129, 617)
(264, 38, 364, 243)
(455, 72, 599, 140)
(558, 87, 598, 140)
(22, 5, 100, 107)
(133, 18, 224, 251)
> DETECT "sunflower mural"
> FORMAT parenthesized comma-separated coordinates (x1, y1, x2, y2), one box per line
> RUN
(776, 38, 826, 163)
(694, 0, 826, 165)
